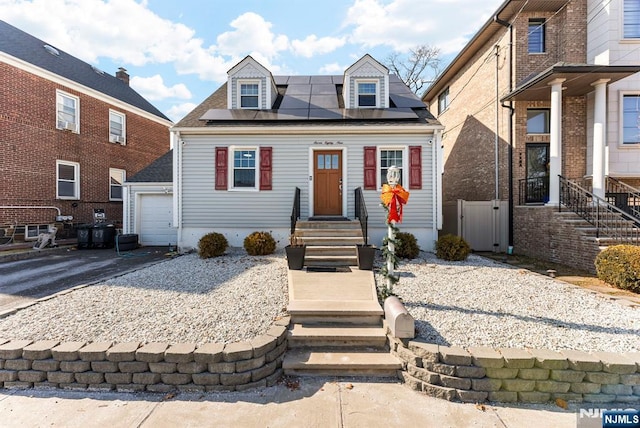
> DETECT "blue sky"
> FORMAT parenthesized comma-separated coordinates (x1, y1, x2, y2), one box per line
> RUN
(0, 0, 504, 122)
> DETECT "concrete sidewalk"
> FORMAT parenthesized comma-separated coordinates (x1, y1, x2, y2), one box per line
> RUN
(0, 378, 578, 427)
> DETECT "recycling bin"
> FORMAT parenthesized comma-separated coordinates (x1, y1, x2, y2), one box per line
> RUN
(92, 223, 115, 248)
(76, 224, 93, 249)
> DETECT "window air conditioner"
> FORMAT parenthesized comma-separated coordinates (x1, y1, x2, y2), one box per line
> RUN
(110, 135, 126, 145)
(62, 121, 76, 131)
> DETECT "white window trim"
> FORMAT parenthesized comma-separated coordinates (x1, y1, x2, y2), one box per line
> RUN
(109, 109, 126, 143)
(377, 146, 408, 189)
(228, 146, 260, 191)
(109, 168, 126, 201)
(237, 80, 262, 109)
(355, 79, 380, 108)
(56, 90, 80, 133)
(618, 91, 640, 148)
(56, 160, 80, 200)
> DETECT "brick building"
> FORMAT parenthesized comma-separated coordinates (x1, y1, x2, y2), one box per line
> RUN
(422, 0, 640, 272)
(0, 20, 172, 241)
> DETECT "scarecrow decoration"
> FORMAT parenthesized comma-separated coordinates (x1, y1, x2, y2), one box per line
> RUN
(380, 166, 409, 296)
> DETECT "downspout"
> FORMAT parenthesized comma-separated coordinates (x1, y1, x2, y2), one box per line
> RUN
(172, 130, 182, 250)
(495, 14, 514, 250)
(494, 44, 500, 201)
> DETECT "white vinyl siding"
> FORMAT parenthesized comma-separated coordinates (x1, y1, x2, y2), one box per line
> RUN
(179, 133, 435, 236)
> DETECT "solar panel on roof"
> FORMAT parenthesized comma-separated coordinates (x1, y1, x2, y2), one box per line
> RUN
(389, 93, 426, 109)
(358, 109, 418, 119)
(308, 109, 344, 120)
(287, 76, 311, 84)
(285, 84, 311, 95)
(255, 109, 309, 120)
(279, 94, 310, 109)
(310, 76, 333, 84)
(273, 76, 289, 85)
(310, 94, 339, 109)
(332, 75, 344, 85)
(310, 84, 337, 95)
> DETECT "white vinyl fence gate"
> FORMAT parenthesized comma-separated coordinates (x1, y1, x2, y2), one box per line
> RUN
(442, 200, 508, 253)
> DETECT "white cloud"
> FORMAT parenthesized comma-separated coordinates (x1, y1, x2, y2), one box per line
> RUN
(291, 35, 346, 58)
(130, 75, 191, 101)
(344, 0, 503, 54)
(319, 62, 346, 74)
(216, 12, 289, 62)
(166, 102, 198, 122)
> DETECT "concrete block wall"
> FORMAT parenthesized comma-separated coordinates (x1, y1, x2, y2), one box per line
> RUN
(0, 317, 289, 393)
(390, 337, 640, 404)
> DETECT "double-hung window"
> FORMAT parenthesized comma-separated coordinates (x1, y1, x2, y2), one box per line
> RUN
(438, 87, 450, 115)
(624, 0, 640, 39)
(109, 110, 126, 144)
(526, 109, 550, 134)
(622, 94, 640, 144)
(109, 168, 125, 200)
(528, 19, 545, 53)
(57, 160, 79, 199)
(232, 148, 257, 189)
(239, 82, 259, 108)
(380, 148, 404, 187)
(357, 81, 377, 107)
(56, 91, 79, 132)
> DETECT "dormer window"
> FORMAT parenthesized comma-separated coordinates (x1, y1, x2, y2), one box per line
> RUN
(357, 81, 377, 108)
(239, 81, 260, 108)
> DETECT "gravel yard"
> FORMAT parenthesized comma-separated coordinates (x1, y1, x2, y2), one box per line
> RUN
(0, 249, 288, 345)
(380, 252, 640, 353)
(0, 248, 638, 354)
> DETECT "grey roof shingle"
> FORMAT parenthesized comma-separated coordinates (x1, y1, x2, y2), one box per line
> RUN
(127, 150, 173, 183)
(0, 20, 170, 121)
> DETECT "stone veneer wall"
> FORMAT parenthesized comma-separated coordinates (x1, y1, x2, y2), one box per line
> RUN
(0, 317, 289, 393)
(389, 337, 640, 404)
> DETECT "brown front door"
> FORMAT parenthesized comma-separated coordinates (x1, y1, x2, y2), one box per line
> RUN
(314, 150, 342, 216)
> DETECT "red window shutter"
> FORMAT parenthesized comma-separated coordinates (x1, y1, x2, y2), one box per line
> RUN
(259, 147, 272, 190)
(363, 146, 377, 190)
(215, 147, 228, 190)
(409, 145, 422, 189)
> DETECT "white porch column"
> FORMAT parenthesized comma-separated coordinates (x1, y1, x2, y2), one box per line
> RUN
(591, 79, 610, 199)
(547, 78, 565, 206)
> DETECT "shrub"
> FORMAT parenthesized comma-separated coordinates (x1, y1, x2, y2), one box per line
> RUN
(435, 234, 470, 261)
(395, 232, 420, 259)
(244, 231, 276, 255)
(595, 245, 640, 293)
(198, 232, 228, 258)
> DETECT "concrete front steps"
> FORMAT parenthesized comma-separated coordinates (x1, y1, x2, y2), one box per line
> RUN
(283, 300, 401, 378)
(295, 220, 364, 267)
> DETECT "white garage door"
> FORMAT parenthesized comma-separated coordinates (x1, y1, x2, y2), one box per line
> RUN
(139, 194, 177, 246)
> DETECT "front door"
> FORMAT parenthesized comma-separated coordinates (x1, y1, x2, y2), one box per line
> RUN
(314, 150, 342, 216)
(525, 143, 550, 203)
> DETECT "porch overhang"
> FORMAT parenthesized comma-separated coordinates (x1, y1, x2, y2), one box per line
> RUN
(501, 63, 640, 102)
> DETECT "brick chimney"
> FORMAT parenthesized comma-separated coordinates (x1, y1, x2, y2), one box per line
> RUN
(116, 67, 129, 85)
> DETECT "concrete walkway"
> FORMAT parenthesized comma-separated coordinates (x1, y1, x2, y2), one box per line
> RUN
(0, 377, 579, 427)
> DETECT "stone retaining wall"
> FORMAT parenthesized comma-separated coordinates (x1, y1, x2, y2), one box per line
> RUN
(390, 337, 640, 404)
(0, 317, 289, 393)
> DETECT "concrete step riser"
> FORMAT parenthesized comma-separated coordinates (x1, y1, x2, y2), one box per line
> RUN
(305, 247, 357, 256)
(296, 221, 361, 230)
(290, 315, 382, 325)
(297, 230, 364, 237)
(287, 339, 388, 348)
(304, 258, 357, 267)
(283, 368, 399, 377)
(300, 238, 364, 246)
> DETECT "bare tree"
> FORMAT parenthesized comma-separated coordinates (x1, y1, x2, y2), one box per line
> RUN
(385, 45, 442, 95)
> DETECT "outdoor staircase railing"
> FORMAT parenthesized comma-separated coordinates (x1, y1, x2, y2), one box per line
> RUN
(606, 176, 640, 220)
(518, 176, 549, 205)
(354, 187, 368, 246)
(559, 176, 640, 245)
(290, 187, 301, 235)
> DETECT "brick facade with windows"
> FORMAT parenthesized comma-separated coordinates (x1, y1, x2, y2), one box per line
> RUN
(0, 21, 171, 236)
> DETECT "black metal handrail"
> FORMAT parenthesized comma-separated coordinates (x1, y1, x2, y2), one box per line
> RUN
(290, 187, 301, 235)
(559, 176, 640, 245)
(518, 176, 549, 205)
(354, 187, 368, 246)
(606, 176, 640, 220)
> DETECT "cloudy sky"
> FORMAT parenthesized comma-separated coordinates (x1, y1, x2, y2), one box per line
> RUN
(0, 0, 504, 121)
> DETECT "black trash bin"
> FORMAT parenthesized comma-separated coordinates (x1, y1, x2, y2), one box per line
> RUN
(115, 234, 138, 251)
(76, 224, 94, 249)
(92, 223, 115, 248)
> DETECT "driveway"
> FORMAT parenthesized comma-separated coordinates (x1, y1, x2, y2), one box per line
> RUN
(0, 247, 170, 313)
